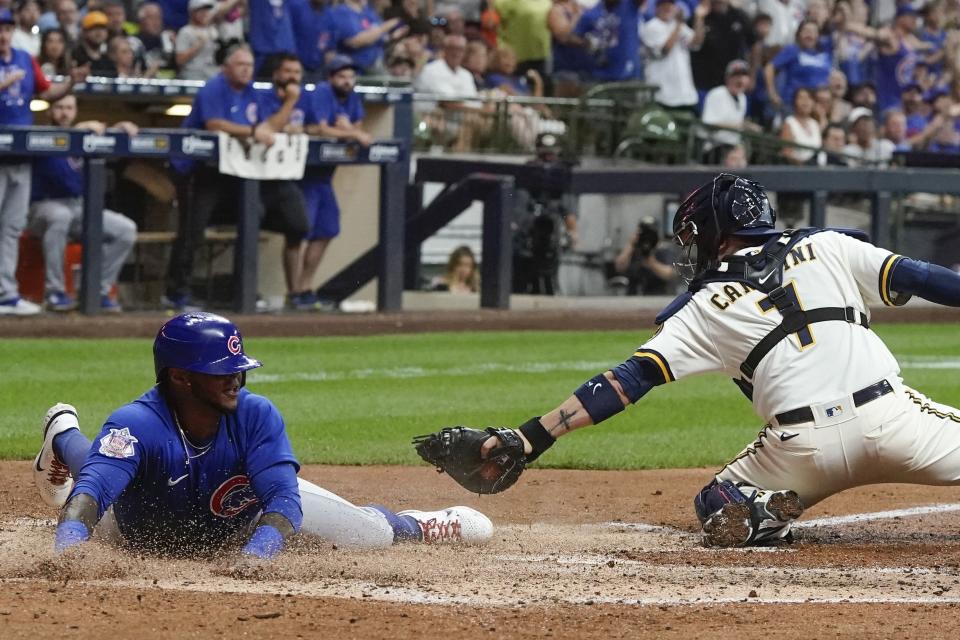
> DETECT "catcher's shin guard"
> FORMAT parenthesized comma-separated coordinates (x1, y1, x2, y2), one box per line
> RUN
(695, 480, 804, 547)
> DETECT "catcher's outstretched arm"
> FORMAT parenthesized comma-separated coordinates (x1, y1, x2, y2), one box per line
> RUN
(486, 348, 672, 461)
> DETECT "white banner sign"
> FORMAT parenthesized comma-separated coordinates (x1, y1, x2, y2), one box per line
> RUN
(217, 132, 309, 180)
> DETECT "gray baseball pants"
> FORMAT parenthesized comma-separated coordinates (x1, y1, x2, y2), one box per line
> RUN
(0, 163, 31, 300)
(28, 197, 137, 296)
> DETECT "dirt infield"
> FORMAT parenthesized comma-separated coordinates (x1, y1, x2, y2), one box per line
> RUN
(5, 461, 960, 639)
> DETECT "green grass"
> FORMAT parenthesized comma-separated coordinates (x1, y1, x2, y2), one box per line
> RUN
(2, 323, 959, 469)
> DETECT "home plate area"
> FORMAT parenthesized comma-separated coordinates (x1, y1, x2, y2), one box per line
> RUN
(4, 464, 960, 638)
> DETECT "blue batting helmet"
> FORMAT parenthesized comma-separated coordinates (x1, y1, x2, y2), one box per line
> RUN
(153, 312, 261, 382)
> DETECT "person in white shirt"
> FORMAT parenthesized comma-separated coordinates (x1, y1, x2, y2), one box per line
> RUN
(414, 34, 489, 149)
(701, 59, 760, 150)
(843, 107, 895, 166)
(175, 0, 220, 81)
(757, 0, 803, 48)
(12, 0, 39, 56)
(640, 0, 706, 111)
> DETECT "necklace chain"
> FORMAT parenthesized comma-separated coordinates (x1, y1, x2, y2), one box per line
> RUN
(173, 410, 214, 464)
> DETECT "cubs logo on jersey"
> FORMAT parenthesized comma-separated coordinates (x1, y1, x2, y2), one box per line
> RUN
(210, 474, 259, 518)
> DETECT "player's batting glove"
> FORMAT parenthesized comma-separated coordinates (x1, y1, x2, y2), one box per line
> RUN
(242, 524, 285, 560)
(412, 427, 527, 494)
(54, 520, 90, 553)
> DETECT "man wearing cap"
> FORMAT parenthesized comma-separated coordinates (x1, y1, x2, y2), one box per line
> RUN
(0, 8, 81, 315)
(640, 0, 706, 112)
(175, 0, 219, 81)
(690, 0, 752, 94)
(288, 54, 371, 310)
(164, 43, 306, 311)
(843, 107, 895, 166)
(843, 6, 932, 112)
(701, 59, 760, 151)
(73, 11, 118, 76)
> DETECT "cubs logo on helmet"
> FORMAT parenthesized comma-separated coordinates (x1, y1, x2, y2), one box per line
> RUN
(210, 475, 260, 518)
(227, 335, 241, 355)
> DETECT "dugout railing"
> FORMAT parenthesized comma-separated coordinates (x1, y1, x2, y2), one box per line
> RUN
(0, 123, 410, 315)
(413, 158, 960, 308)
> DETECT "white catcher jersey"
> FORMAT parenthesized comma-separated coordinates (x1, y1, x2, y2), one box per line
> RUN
(640, 230, 905, 420)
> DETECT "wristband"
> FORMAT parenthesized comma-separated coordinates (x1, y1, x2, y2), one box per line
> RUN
(573, 373, 626, 425)
(242, 524, 285, 560)
(518, 417, 554, 463)
(54, 520, 90, 553)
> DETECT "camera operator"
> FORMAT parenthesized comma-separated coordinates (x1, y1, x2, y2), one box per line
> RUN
(511, 132, 578, 295)
(613, 216, 677, 295)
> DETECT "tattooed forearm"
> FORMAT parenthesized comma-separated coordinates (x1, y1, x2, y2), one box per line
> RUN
(551, 409, 579, 437)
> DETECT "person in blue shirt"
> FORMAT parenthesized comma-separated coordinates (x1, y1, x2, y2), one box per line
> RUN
(764, 19, 833, 113)
(842, 6, 934, 113)
(328, 0, 406, 74)
(248, 0, 297, 75)
(28, 94, 138, 313)
(0, 8, 82, 316)
(572, 0, 643, 82)
(289, 0, 335, 82)
(287, 54, 370, 311)
(164, 43, 307, 311)
(258, 53, 322, 310)
(35, 312, 494, 557)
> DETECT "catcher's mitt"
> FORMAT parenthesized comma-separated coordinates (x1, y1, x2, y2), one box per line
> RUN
(412, 427, 526, 494)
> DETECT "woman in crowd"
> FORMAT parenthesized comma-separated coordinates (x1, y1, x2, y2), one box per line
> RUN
(38, 28, 71, 77)
(780, 87, 822, 164)
(765, 20, 833, 114)
(432, 245, 479, 293)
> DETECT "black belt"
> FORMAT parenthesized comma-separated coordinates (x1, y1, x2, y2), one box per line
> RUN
(774, 379, 895, 426)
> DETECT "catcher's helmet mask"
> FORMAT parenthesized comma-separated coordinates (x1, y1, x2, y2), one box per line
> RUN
(672, 173, 778, 283)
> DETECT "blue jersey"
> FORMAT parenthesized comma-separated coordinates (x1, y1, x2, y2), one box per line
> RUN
(875, 44, 916, 113)
(328, 2, 384, 72)
(290, 0, 334, 72)
(574, 0, 641, 82)
(312, 81, 364, 125)
(70, 387, 300, 553)
(157, 0, 189, 31)
(772, 43, 832, 108)
(0, 48, 41, 125)
(486, 73, 530, 95)
(249, 0, 297, 56)
(171, 73, 266, 174)
(258, 85, 317, 128)
(32, 156, 83, 200)
(920, 29, 946, 74)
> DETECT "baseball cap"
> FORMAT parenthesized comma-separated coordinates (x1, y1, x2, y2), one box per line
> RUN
(81, 11, 108, 30)
(847, 106, 874, 125)
(188, 0, 215, 11)
(327, 54, 359, 76)
(0, 8, 13, 25)
(725, 59, 750, 78)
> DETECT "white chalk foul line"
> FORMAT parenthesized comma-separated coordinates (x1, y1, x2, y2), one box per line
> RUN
(796, 503, 960, 528)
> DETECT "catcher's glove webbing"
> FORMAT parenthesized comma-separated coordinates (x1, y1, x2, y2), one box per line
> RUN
(412, 427, 526, 494)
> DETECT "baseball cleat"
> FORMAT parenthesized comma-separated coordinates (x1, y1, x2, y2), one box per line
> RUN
(756, 490, 804, 522)
(397, 506, 494, 544)
(701, 502, 753, 547)
(33, 403, 80, 508)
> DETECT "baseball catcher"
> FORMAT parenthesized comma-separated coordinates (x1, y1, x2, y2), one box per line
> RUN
(35, 312, 493, 559)
(416, 172, 960, 547)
